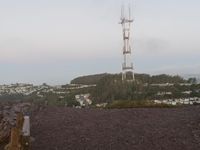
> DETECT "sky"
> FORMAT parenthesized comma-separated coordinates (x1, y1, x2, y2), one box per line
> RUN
(0, 0, 200, 85)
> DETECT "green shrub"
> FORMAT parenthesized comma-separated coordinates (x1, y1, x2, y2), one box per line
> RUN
(106, 100, 176, 109)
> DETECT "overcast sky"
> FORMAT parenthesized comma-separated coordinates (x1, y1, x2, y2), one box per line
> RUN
(0, 0, 200, 85)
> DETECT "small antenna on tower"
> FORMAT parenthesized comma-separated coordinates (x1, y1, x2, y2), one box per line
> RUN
(129, 3, 131, 20)
(121, 4, 124, 20)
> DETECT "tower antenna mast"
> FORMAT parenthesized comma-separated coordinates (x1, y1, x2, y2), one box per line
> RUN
(119, 2, 135, 81)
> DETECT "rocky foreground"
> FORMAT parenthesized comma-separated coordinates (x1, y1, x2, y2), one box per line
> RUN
(0, 102, 32, 149)
(31, 106, 200, 150)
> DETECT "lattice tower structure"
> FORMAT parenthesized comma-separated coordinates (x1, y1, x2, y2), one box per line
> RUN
(119, 4, 135, 81)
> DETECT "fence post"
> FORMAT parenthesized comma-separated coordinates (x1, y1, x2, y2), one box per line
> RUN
(16, 113, 24, 130)
(4, 127, 21, 150)
(4, 113, 30, 150)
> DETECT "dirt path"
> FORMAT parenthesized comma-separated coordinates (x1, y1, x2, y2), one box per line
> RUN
(31, 106, 200, 150)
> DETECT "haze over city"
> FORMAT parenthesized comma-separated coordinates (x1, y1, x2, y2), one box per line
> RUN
(0, 0, 200, 85)
(1, 1, 200, 150)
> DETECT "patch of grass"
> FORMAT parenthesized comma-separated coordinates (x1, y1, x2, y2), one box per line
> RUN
(106, 100, 176, 109)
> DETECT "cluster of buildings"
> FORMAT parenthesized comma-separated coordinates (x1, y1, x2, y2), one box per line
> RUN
(67, 84, 96, 90)
(0, 84, 36, 96)
(156, 91, 194, 96)
(0, 83, 68, 97)
(154, 97, 200, 106)
(149, 83, 192, 87)
(1, 82, 199, 107)
(75, 94, 92, 107)
(0, 84, 95, 105)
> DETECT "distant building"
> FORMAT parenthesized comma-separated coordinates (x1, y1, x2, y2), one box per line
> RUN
(75, 94, 92, 107)
(154, 97, 200, 106)
(157, 92, 172, 96)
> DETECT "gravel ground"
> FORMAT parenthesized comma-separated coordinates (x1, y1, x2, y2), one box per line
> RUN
(31, 106, 200, 150)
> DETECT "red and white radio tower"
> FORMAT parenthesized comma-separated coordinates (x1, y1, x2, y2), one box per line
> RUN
(119, 3, 135, 81)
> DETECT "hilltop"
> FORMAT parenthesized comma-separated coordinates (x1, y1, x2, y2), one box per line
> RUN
(70, 73, 200, 104)
(71, 73, 108, 85)
(70, 73, 187, 85)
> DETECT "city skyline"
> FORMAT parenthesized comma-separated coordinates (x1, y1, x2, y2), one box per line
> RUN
(0, 0, 200, 85)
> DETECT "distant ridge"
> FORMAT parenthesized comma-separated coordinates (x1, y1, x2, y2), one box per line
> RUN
(182, 74, 200, 83)
(71, 73, 187, 85)
(70, 73, 109, 85)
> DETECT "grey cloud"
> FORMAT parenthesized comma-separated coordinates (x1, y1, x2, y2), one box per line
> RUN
(134, 37, 170, 54)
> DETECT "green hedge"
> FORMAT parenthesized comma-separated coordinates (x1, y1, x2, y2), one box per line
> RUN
(106, 100, 176, 109)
